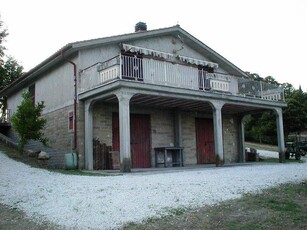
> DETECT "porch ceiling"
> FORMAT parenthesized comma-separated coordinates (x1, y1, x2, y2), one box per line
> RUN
(102, 94, 269, 115)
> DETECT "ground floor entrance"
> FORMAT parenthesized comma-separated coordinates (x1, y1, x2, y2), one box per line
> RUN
(82, 88, 286, 171)
(195, 118, 215, 164)
(112, 113, 151, 168)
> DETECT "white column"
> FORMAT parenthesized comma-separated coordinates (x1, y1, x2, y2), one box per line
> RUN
(212, 101, 224, 166)
(84, 100, 94, 170)
(116, 92, 134, 172)
(275, 108, 286, 163)
(238, 115, 246, 163)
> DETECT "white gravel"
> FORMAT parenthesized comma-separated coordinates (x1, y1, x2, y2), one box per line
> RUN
(0, 151, 306, 230)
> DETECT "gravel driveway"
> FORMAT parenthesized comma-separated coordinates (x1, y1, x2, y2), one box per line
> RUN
(0, 151, 306, 229)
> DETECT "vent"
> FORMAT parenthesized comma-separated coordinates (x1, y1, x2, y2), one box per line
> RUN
(135, 22, 147, 32)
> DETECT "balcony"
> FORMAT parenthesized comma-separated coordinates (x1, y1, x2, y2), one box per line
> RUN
(79, 54, 284, 101)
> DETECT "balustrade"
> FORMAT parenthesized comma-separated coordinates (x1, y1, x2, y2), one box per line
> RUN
(79, 55, 284, 101)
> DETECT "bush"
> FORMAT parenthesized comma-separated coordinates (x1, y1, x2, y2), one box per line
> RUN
(11, 91, 47, 154)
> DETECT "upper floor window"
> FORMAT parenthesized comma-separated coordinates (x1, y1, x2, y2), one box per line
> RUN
(29, 84, 35, 104)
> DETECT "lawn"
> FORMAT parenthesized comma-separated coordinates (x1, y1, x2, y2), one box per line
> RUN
(123, 181, 307, 230)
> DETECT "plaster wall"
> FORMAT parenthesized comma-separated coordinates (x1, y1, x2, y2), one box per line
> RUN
(36, 61, 76, 114)
(77, 35, 230, 76)
(7, 91, 23, 114)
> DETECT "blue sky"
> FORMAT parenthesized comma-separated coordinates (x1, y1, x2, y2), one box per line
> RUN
(1, 0, 306, 90)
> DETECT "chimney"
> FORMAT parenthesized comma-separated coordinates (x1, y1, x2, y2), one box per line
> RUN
(135, 22, 147, 32)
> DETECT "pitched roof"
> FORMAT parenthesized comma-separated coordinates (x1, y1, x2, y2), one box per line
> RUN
(0, 25, 249, 97)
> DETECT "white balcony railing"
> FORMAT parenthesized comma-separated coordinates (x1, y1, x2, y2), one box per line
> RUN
(80, 55, 284, 101)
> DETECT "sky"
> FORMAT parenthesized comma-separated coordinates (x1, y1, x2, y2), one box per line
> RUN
(1, 0, 307, 91)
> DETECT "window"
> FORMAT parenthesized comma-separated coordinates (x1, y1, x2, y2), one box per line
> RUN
(68, 111, 74, 132)
(29, 84, 35, 104)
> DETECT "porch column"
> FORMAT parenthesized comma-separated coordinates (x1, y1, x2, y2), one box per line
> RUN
(274, 108, 286, 163)
(174, 111, 182, 147)
(84, 100, 94, 170)
(212, 101, 224, 166)
(116, 91, 134, 172)
(238, 115, 246, 163)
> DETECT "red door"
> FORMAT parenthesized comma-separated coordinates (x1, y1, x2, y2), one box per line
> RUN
(195, 118, 215, 164)
(112, 113, 151, 168)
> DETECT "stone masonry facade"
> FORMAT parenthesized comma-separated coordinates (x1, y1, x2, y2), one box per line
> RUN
(43, 105, 75, 151)
(7, 102, 240, 169)
(91, 102, 241, 168)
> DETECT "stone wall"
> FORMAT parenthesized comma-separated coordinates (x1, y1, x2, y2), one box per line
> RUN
(43, 105, 75, 151)
(76, 101, 85, 169)
(5, 105, 74, 169)
(42, 105, 80, 168)
(222, 115, 240, 163)
(150, 109, 174, 166)
(93, 104, 113, 146)
(91, 103, 175, 167)
(181, 113, 197, 165)
(87, 102, 241, 168)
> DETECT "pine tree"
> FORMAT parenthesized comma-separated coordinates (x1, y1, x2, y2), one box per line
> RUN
(11, 91, 47, 154)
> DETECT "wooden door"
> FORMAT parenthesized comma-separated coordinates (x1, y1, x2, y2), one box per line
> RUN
(195, 118, 215, 164)
(112, 113, 151, 168)
(130, 114, 151, 168)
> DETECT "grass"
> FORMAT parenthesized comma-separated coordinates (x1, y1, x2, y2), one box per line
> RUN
(245, 141, 279, 152)
(245, 141, 305, 164)
(123, 181, 307, 230)
(123, 142, 307, 229)
(1, 142, 306, 229)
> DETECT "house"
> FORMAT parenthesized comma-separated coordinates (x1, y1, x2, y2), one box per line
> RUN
(0, 22, 287, 172)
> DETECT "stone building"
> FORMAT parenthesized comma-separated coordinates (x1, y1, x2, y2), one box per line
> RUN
(0, 23, 287, 172)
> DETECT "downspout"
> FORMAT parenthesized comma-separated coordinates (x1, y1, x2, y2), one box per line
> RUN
(61, 50, 78, 150)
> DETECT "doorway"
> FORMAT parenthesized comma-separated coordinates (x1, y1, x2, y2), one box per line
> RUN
(195, 118, 215, 164)
(112, 113, 151, 168)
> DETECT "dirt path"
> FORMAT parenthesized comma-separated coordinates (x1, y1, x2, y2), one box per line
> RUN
(0, 203, 62, 230)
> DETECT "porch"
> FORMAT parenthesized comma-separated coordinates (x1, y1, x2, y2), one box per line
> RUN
(78, 46, 286, 172)
(79, 79, 286, 172)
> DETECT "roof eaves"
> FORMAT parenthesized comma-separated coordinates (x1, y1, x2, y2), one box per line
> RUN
(176, 28, 249, 78)
(0, 44, 74, 97)
(71, 25, 181, 49)
(0, 24, 250, 97)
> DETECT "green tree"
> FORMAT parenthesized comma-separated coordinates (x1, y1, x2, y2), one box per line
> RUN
(11, 91, 47, 154)
(244, 111, 277, 145)
(282, 82, 295, 98)
(245, 75, 307, 145)
(0, 15, 23, 113)
(246, 72, 263, 81)
(283, 87, 307, 137)
(264, 76, 278, 85)
(0, 56, 23, 90)
(0, 15, 8, 59)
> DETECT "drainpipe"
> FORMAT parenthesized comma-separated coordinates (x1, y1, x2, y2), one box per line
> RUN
(61, 50, 77, 150)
